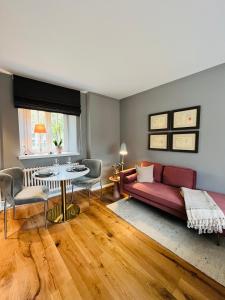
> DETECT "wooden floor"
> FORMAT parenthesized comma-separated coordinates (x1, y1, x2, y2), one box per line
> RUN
(0, 189, 225, 300)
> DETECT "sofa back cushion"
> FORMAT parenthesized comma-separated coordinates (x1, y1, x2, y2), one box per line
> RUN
(162, 166, 196, 189)
(141, 161, 163, 183)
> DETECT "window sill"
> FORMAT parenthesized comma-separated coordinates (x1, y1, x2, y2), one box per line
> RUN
(18, 152, 80, 160)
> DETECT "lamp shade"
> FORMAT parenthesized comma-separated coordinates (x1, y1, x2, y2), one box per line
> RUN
(119, 143, 128, 155)
(34, 124, 47, 134)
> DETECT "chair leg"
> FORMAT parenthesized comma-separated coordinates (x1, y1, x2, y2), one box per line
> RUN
(216, 233, 220, 246)
(44, 201, 48, 229)
(71, 185, 74, 203)
(100, 180, 103, 199)
(4, 201, 7, 239)
(13, 204, 16, 219)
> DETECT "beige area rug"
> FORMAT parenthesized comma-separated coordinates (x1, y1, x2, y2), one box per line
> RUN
(107, 198, 225, 286)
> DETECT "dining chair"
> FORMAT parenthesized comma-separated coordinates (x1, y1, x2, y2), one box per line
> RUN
(0, 167, 49, 239)
(71, 159, 102, 200)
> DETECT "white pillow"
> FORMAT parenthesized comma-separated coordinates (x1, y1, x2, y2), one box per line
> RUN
(136, 165, 154, 183)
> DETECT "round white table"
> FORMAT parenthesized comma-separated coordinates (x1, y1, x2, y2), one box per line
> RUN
(33, 165, 89, 223)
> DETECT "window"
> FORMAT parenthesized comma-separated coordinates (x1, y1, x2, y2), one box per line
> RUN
(18, 108, 80, 155)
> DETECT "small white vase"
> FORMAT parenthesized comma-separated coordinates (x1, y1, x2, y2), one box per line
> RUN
(56, 146, 62, 154)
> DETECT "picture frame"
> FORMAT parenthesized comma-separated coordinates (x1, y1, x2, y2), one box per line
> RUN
(149, 111, 170, 131)
(170, 131, 199, 153)
(171, 106, 200, 130)
(148, 133, 169, 151)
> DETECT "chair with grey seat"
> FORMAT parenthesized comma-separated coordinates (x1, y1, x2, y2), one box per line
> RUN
(71, 159, 102, 201)
(0, 167, 49, 239)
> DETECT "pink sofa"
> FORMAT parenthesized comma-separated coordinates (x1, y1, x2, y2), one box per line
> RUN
(120, 161, 225, 234)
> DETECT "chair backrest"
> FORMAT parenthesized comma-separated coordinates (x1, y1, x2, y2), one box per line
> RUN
(0, 173, 14, 204)
(0, 167, 24, 196)
(82, 159, 102, 178)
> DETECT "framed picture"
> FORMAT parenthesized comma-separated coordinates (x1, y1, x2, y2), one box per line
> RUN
(171, 106, 200, 130)
(148, 133, 169, 151)
(149, 111, 170, 131)
(170, 131, 199, 153)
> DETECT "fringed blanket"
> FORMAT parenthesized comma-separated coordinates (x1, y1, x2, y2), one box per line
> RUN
(181, 187, 225, 234)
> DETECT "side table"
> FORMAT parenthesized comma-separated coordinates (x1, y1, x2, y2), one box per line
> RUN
(109, 176, 121, 200)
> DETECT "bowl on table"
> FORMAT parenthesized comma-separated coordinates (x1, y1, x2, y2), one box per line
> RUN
(35, 169, 54, 177)
(66, 165, 87, 172)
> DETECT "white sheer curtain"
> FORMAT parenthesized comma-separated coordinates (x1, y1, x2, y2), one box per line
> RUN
(18, 108, 80, 155)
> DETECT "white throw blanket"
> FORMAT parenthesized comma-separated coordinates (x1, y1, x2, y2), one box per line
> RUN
(181, 187, 225, 234)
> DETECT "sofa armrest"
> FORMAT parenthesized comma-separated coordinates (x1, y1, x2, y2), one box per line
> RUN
(119, 168, 137, 193)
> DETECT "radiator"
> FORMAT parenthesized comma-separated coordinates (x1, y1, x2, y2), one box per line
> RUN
(0, 165, 105, 210)
(23, 165, 72, 195)
(0, 165, 71, 210)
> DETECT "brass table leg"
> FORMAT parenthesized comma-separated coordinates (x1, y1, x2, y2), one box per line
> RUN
(61, 180, 66, 221)
(47, 180, 80, 223)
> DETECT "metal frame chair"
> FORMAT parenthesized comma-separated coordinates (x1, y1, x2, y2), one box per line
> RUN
(71, 159, 103, 201)
(0, 167, 49, 239)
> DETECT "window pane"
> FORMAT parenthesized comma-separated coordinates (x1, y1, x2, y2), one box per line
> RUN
(51, 113, 64, 148)
(31, 110, 47, 152)
(18, 108, 79, 155)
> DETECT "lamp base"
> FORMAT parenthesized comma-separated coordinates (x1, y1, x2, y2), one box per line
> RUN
(121, 155, 125, 171)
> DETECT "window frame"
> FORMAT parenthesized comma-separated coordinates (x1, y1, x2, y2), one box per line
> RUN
(18, 108, 80, 157)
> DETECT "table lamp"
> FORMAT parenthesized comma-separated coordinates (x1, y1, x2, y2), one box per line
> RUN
(119, 143, 128, 170)
(34, 124, 47, 153)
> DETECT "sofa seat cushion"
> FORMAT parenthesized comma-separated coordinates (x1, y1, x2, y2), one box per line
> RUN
(207, 191, 225, 214)
(124, 182, 185, 213)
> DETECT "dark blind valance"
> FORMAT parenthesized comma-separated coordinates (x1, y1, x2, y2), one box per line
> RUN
(13, 75, 81, 116)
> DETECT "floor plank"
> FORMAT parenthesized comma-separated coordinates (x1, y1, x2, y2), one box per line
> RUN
(0, 189, 224, 300)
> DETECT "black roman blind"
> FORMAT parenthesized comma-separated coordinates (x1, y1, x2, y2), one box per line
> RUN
(13, 75, 81, 116)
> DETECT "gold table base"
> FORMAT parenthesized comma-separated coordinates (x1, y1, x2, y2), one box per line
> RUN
(47, 180, 80, 223)
(47, 203, 80, 223)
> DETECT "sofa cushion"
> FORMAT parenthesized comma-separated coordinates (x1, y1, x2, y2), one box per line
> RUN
(163, 166, 196, 189)
(141, 161, 163, 183)
(136, 165, 154, 183)
(124, 182, 185, 213)
(207, 191, 225, 213)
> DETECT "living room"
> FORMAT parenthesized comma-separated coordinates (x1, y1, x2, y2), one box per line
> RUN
(1, 1, 225, 299)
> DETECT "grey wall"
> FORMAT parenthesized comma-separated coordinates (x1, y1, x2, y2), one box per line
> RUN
(0, 73, 120, 184)
(120, 63, 225, 193)
(0, 72, 88, 169)
(0, 72, 22, 168)
(87, 92, 120, 184)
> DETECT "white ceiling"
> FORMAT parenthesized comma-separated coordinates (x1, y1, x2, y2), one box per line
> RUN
(0, 0, 225, 99)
